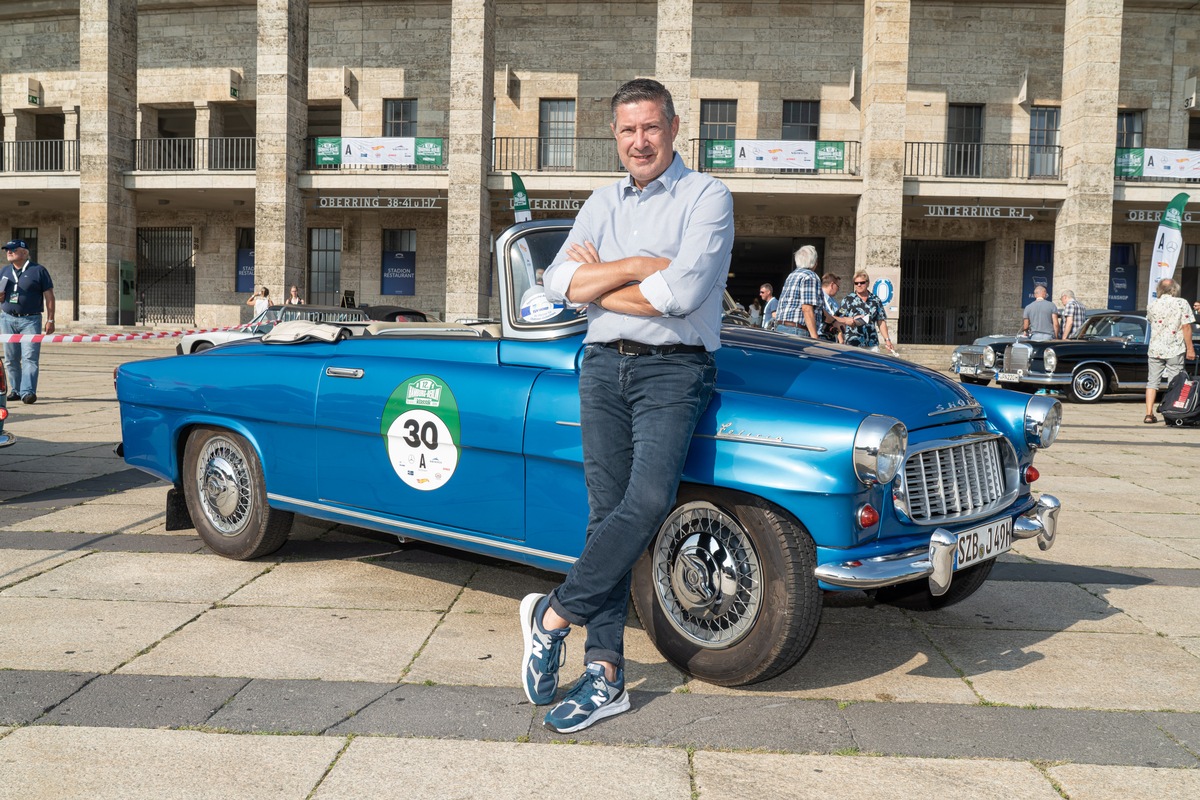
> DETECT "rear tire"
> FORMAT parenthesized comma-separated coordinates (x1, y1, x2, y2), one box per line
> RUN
(631, 486, 822, 686)
(872, 558, 995, 611)
(191, 341, 213, 353)
(182, 427, 293, 559)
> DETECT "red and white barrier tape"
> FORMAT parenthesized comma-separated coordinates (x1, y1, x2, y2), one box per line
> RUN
(1, 323, 252, 345)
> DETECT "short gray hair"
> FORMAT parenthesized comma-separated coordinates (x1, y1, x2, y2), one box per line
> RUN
(1157, 278, 1180, 297)
(793, 245, 818, 271)
(1059, 289, 1075, 300)
(1033, 285, 1048, 298)
(611, 78, 675, 125)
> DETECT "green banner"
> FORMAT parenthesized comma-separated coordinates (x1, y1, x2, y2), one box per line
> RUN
(315, 137, 342, 166)
(1115, 148, 1144, 178)
(705, 140, 735, 169)
(815, 141, 845, 170)
(511, 172, 531, 222)
(415, 138, 443, 166)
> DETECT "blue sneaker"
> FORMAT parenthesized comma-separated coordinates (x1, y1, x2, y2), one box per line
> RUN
(519, 593, 568, 705)
(544, 662, 630, 734)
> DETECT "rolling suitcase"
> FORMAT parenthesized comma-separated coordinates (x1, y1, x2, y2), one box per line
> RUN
(1158, 367, 1200, 427)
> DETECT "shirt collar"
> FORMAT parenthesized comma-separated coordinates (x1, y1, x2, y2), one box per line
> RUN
(620, 152, 684, 196)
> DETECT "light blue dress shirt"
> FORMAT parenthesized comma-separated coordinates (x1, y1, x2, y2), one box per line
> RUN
(542, 153, 734, 352)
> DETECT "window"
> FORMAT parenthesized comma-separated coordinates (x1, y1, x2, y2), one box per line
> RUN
(384, 99, 417, 138)
(538, 99, 576, 170)
(1182, 244, 1200, 309)
(10, 228, 37, 264)
(1028, 106, 1060, 178)
(308, 228, 342, 307)
(782, 101, 819, 141)
(1116, 110, 1144, 149)
(946, 104, 983, 177)
(700, 100, 737, 142)
(1189, 116, 1200, 150)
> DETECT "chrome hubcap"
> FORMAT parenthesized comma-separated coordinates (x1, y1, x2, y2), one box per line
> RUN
(652, 501, 761, 649)
(1075, 372, 1100, 399)
(196, 438, 252, 536)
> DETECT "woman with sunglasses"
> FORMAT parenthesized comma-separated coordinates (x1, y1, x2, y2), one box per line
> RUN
(837, 271, 895, 354)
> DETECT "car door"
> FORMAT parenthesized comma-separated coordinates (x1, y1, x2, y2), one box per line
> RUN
(314, 337, 541, 540)
(1111, 316, 1151, 386)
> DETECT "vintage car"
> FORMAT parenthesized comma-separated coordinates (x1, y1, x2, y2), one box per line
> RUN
(116, 220, 1062, 687)
(950, 309, 1118, 387)
(177, 304, 371, 354)
(358, 303, 431, 323)
(994, 312, 1200, 402)
(0, 368, 12, 448)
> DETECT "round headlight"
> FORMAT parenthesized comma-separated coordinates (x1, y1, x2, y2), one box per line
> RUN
(1043, 347, 1057, 374)
(983, 346, 996, 368)
(1024, 395, 1062, 449)
(951, 350, 961, 366)
(853, 416, 908, 485)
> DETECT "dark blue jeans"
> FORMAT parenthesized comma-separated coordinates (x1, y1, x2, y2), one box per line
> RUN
(550, 343, 717, 669)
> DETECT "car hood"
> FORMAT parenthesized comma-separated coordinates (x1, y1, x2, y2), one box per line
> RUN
(717, 327, 981, 432)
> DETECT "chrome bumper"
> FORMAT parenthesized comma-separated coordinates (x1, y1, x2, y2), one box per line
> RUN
(814, 493, 1061, 596)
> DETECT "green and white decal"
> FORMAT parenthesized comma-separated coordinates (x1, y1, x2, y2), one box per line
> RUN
(383, 375, 461, 491)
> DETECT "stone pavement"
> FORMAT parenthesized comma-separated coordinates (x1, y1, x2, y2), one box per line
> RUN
(0, 343, 1198, 799)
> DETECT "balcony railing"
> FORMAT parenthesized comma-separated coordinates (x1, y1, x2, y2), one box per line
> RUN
(905, 142, 1062, 180)
(0, 139, 79, 173)
(492, 137, 621, 173)
(135, 137, 256, 171)
(306, 138, 447, 170)
(690, 139, 861, 175)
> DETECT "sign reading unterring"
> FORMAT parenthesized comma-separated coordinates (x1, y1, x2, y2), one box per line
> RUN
(316, 197, 442, 210)
(924, 205, 1044, 221)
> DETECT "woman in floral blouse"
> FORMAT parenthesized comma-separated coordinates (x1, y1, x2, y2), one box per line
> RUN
(1145, 278, 1196, 423)
(837, 271, 895, 354)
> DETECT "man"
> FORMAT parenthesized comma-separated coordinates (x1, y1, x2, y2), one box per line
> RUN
(0, 240, 55, 404)
(838, 270, 895, 353)
(526, 79, 733, 733)
(818, 273, 848, 343)
(1145, 278, 1196, 423)
(759, 283, 777, 328)
(1022, 285, 1059, 341)
(1059, 289, 1085, 339)
(774, 245, 821, 338)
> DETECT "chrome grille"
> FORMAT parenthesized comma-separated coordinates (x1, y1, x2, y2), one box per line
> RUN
(1003, 343, 1031, 373)
(901, 437, 1006, 523)
(957, 350, 985, 369)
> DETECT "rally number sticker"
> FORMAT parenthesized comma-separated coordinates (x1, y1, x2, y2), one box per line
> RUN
(383, 375, 461, 491)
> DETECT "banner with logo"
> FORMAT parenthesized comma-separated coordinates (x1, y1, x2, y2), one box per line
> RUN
(703, 140, 845, 170)
(1108, 244, 1135, 313)
(511, 172, 531, 223)
(314, 137, 443, 167)
(1115, 148, 1200, 180)
(235, 248, 255, 293)
(1147, 192, 1189, 302)
(381, 250, 416, 296)
(1021, 242, 1054, 306)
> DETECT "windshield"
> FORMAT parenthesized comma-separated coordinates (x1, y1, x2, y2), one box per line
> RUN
(1078, 315, 1148, 343)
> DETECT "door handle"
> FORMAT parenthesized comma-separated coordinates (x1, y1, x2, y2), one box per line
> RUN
(325, 367, 364, 379)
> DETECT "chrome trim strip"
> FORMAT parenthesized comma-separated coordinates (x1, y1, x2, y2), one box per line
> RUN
(555, 420, 581, 427)
(268, 493, 578, 565)
(927, 403, 982, 417)
(695, 432, 827, 452)
(892, 433, 1019, 527)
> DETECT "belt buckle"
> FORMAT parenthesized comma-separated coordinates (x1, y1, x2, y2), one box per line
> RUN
(617, 340, 635, 356)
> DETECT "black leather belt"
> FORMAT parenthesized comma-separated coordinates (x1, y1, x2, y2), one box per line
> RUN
(603, 339, 706, 356)
(1, 310, 37, 317)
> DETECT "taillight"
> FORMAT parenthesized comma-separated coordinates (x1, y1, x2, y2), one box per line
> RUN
(0, 408, 8, 421)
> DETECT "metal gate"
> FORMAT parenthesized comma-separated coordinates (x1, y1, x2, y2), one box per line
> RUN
(899, 240, 985, 345)
(136, 227, 195, 325)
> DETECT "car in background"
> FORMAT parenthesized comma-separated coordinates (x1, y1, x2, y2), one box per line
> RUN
(359, 304, 431, 323)
(117, 219, 1062, 687)
(950, 309, 1117, 387)
(177, 305, 371, 354)
(0, 368, 12, 448)
(994, 311, 1200, 402)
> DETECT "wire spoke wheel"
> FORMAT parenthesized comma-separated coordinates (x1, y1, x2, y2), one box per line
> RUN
(196, 437, 254, 535)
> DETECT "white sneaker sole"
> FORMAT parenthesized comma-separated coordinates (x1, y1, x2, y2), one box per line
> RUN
(545, 690, 631, 734)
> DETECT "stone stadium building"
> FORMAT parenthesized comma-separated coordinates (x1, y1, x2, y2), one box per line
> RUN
(2, 0, 1199, 342)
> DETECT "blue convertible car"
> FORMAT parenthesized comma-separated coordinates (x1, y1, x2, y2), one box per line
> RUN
(116, 220, 1062, 686)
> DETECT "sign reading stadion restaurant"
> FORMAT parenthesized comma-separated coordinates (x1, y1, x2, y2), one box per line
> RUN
(704, 140, 845, 171)
(315, 137, 444, 167)
(1115, 147, 1200, 180)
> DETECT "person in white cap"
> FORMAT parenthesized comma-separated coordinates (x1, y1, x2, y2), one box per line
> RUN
(0, 240, 55, 404)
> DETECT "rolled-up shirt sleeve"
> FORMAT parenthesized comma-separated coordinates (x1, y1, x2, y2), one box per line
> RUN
(542, 202, 597, 306)
(637, 182, 734, 317)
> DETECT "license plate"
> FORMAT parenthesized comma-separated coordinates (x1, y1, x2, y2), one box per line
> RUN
(997, 371, 1020, 383)
(957, 366, 979, 376)
(955, 518, 1013, 570)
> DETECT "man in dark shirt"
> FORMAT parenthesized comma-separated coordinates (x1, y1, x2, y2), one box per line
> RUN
(1, 240, 56, 403)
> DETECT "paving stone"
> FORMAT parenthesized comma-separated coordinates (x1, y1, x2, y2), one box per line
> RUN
(844, 703, 1196, 766)
(1106, 512, 1200, 539)
(693, 751, 1062, 800)
(38, 674, 249, 729)
(328, 684, 535, 740)
(1145, 711, 1200, 758)
(118, 605, 440, 682)
(0, 597, 208, 673)
(451, 563, 558, 614)
(2, 503, 165, 535)
(0, 670, 97, 725)
(990, 561, 1153, 585)
(314, 738, 690, 799)
(0, 548, 89, 591)
(3, 552, 271, 604)
(207, 678, 396, 734)
(1080, 584, 1200, 637)
(1013, 532, 1200, 569)
(526, 693, 854, 753)
(0, 726, 344, 800)
(0, 531, 205, 554)
(1048, 764, 1200, 800)
(689, 621, 978, 705)
(911, 580, 1148, 633)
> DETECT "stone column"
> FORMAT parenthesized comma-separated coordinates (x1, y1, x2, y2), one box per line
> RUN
(78, 0, 138, 326)
(1053, 0, 1122, 309)
(255, 0, 308, 301)
(855, 0, 910, 333)
(443, 0, 495, 322)
(656, 0, 694, 145)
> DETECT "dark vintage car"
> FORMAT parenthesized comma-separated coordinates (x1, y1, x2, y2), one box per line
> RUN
(994, 312, 1200, 402)
(950, 310, 1118, 387)
(358, 304, 431, 323)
